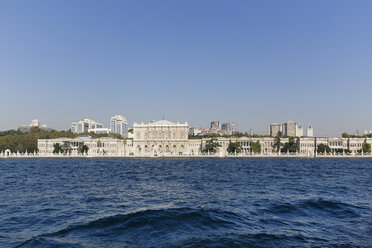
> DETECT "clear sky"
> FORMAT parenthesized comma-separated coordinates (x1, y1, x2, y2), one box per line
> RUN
(1, 0, 372, 137)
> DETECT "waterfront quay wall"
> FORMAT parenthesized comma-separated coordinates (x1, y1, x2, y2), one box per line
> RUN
(1, 151, 372, 159)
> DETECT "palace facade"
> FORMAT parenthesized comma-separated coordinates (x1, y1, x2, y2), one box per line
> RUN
(132, 120, 189, 155)
(36, 120, 372, 157)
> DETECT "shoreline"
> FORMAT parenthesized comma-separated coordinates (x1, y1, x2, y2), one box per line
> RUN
(1, 155, 372, 159)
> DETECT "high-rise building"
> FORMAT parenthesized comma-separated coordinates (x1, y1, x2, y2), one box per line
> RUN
(71, 119, 103, 134)
(221, 122, 237, 135)
(282, 121, 297, 137)
(306, 126, 314, 137)
(210, 120, 220, 130)
(269, 123, 282, 136)
(110, 115, 129, 138)
(296, 126, 304, 137)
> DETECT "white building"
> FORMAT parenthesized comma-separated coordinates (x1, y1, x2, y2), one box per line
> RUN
(306, 126, 314, 137)
(189, 127, 203, 136)
(71, 119, 104, 134)
(296, 126, 304, 137)
(221, 122, 237, 135)
(269, 123, 282, 136)
(328, 137, 346, 152)
(133, 120, 189, 155)
(298, 137, 316, 155)
(210, 120, 221, 130)
(88, 128, 111, 134)
(38, 135, 126, 156)
(348, 138, 363, 154)
(110, 115, 129, 138)
(282, 121, 297, 137)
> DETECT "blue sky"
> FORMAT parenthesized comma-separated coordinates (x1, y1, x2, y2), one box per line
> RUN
(1, 0, 372, 136)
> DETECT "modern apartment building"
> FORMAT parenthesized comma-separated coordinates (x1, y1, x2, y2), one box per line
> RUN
(210, 120, 221, 130)
(282, 121, 297, 137)
(221, 122, 237, 135)
(296, 126, 304, 137)
(269, 123, 282, 136)
(270, 122, 313, 137)
(306, 126, 314, 137)
(110, 115, 129, 138)
(71, 119, 104, 134)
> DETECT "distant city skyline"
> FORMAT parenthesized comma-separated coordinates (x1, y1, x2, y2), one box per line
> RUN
(1, 1, 372, 137)
(9, 116, 372, 138)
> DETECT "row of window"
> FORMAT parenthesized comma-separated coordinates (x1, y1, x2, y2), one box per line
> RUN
(136, 131, 187, 140)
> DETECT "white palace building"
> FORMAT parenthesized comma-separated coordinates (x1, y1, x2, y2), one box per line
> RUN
(32, 119, 372, 158)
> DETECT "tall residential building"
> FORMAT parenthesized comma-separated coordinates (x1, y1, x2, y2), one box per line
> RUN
(282, 121, 297, 137)
(110, 115, 129, 138)
(210, 120, 220, 130)
(306, 126, 314, 137)
(221, 122, 237, 135)
(296, 126, 304, 137)
(71, 119, 104, 134)
(269, 123, 282, 136)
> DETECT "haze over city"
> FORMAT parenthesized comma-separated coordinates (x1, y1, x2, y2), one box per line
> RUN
(1, 1, 372, 137)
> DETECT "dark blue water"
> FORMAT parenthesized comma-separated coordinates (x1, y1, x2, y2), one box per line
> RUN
(0, 158, 371, 247)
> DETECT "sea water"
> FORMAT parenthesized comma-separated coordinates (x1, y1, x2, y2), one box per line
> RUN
(0, 158, 371, 247)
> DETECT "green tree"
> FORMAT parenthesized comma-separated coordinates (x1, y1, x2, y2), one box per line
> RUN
(79, 144, 89, 154)
(203, 139, 221, 153)
(333, 148, 344, 153)
(29, 126, 41, 133)
(53, 143, 63, 154)
(362, 142, 371, 153)
(281, 137, 298, 153)
(317, 143, 331, 153)
(250, 141, 261, 153)
(342, 133, 351, 138)
(62, 142, 72, 154)
(273, 137, 282, 152)
(0, 130, 79, 153)
(227, 141, 242, 154)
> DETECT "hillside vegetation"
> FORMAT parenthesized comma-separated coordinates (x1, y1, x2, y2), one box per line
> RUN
(0, 129, 121, 153)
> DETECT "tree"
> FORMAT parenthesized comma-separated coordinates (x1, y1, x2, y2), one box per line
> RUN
(203, 139, 221, 153)
(273, 137, 282, 152)
(79, 144, 89, 154)
(333, 148, 344, 154)
(342, 133, 351, 138)
(61, 142, 72, 154)
(0, 130, 79, 153)
(317, 143, 331, 153)
(29, 126, 41, 133)
(53, 143, 63, 154)
(250, 141, 261, 153)
(227, 141, 242, 154)
(362, 143, 371, 153)
(281, 137, 298, 153)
